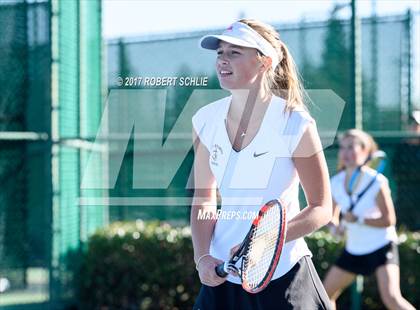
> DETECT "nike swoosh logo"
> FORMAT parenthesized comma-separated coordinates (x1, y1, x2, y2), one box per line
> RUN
(253, 151, 269, 158)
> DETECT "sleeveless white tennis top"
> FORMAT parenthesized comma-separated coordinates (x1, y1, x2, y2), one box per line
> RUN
(192, 95, 315, 284)
(330, 169, 398, 255)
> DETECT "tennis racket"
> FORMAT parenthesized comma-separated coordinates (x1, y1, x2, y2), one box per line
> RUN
(348, 150, 387, 212)
(367, 150, 386, 170)
(215, 199, 287, 294)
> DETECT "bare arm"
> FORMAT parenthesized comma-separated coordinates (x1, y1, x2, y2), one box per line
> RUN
(191, 128, 218, 262)
(363, 182, 396, 227)
(328, 198, 347, 237)
(190, 128, 225, 286)
(286, 123, 333, 242)
(330, 199, 341, 227)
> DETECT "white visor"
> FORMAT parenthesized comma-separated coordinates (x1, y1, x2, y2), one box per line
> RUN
(199, 21, 279, 70)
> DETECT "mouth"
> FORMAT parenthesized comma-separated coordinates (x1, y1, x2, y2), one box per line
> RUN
(344, 158, 355, 165)
(219, 70, 233, 77)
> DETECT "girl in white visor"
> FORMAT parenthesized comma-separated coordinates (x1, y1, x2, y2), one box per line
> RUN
(323, 129, 414, 310)
(191, 19, 332, 309)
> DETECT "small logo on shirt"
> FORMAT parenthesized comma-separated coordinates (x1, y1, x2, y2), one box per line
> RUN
(211, 144, 223, 166)
(253, 151, 269, 158)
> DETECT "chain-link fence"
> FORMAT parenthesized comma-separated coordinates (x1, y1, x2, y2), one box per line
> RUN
(0, 0, 104, 308)
(0, 0, 51, 307)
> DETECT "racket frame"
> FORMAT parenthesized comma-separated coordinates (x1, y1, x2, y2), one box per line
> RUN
(241, 200, 287, 293)
(215, 199, 287, 294)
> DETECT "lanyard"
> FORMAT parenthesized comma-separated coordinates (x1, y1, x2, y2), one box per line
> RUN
(346, 166, 362, 212)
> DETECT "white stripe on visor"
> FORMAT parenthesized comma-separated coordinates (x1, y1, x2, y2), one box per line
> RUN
(199, 22, 279, 70)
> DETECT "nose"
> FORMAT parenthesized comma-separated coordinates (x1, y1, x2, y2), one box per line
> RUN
(217, 53, 229, 65)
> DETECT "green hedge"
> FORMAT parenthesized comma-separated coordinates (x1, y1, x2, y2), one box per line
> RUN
(79, 221, 419, 309)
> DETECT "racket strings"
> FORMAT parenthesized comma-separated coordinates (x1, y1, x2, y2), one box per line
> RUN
(242, 205, 281, 288)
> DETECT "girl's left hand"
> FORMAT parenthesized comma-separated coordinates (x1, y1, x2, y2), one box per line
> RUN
(230, 244, 241, 257)
(228, 244, 241, 277)
(343, 212, 357, 223)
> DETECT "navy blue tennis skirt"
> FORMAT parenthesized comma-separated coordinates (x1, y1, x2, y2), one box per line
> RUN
(335, 242, 399, 276)
(193, 256, 331, 310)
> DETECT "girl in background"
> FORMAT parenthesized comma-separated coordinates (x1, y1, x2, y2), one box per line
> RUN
(324, 129, 415, 310)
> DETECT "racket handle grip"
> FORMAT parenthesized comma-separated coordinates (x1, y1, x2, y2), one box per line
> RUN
(215, 262, 229, 278)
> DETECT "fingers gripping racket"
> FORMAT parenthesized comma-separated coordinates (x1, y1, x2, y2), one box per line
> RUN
(215, 199, 287, 294)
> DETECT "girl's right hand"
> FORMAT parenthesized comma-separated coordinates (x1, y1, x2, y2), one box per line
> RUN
(197, 255, 227, 287)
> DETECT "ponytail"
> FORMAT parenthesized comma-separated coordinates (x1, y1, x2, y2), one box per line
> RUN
(238, 18, 306, 112)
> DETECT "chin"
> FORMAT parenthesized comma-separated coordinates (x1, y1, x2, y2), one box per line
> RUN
(219, 82, 236, 90)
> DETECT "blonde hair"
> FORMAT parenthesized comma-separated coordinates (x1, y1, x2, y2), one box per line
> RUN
(238, 18, 306, 112)
(337, 129, 378, 171)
